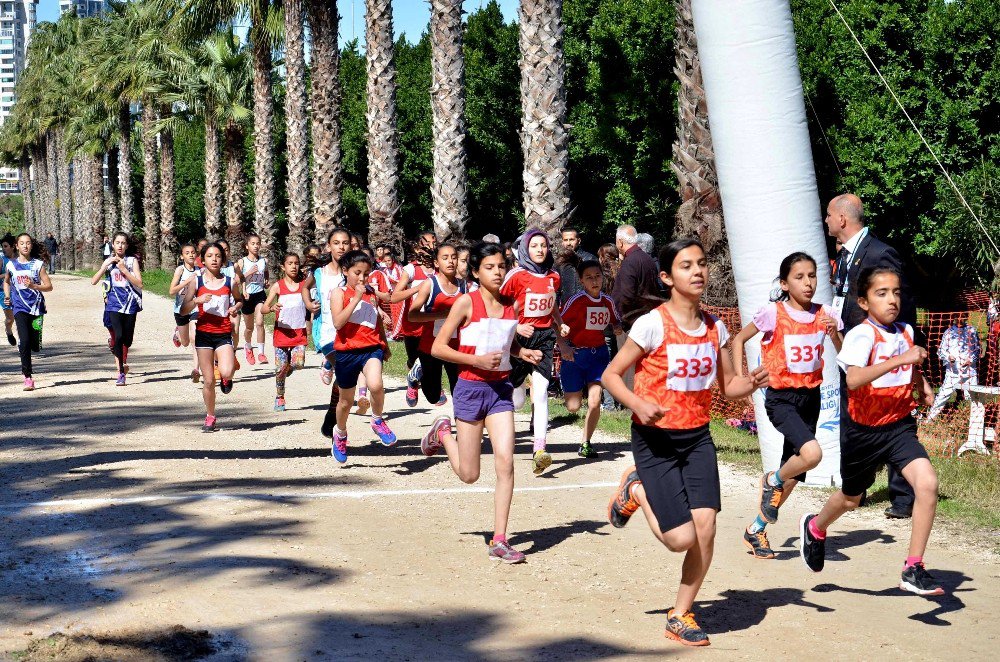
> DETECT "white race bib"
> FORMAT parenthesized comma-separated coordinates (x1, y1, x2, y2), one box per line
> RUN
(524, 291, 555, 318)
(783, 331, 826, 374)
(585, 306, 612, 331)
(871, 338, 912, 388)
(831, 296, 845, 319)
(471, 317, 518, 371)
(349, 299, 378, 329)
(203, 294, 229, 317)
(433, 317, 458, 339)
(666, 342, 717, 392)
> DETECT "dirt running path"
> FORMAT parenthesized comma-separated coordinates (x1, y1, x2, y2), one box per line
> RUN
(1, 275, 997, 660)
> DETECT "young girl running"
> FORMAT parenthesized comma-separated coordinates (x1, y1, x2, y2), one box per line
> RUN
(559, 259, 623, 459)
(800, 267, 943, 596)
(500, 229, 572, 475)
(170, 242, 202, 382)
(731, 252, 843, 559)
(311, 228, 351, 438)
(216, 239, 241, 369)
(90, 232, 143, 386)
(425, 242, 542, 564)
(603, 239, 768, 646)
(263, 253, 318, 411)
(1, 235, 16, 346)
(330, 250, 397, 462)
(391, 232, 437, 406)
(3, 233, 52, 391)
(302, 244, 322, 347)
(181, 242, 243, 431)
(237, 233, 269, 365)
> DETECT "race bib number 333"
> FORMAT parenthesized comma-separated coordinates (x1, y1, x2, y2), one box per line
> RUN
(666, 342, 716, 391)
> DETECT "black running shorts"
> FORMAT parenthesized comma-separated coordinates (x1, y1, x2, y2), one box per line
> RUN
(195, 330, 234, 351)
(841, 415, 928, 498)
(764, 386, 821, 482)
(510, 326, 556, 388)
(243, 290, 267, 315)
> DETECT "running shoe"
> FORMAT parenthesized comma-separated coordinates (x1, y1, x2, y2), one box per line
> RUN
(759, 472, 783, 523)
(743, 528, 775, 559)
(274, 396, 286, 412)
(422, 416, 451, 456)
(115, 373, 126, 387)
(532, 448, 552, 475)
(405, 386, 418, 407)
(900, 562, 946, 596)
(356, 394, 370, 416)
(220, 378, 233, 394)
(23, 377, 34, 391)
(191, 368, 201, 383)
(799, 513, 825, 573)
(371, 417, 398, 447)
(577, 441, 597, 458)
(172, 329, 181, 348)
(245, 346, 255, 365)
(332, 430, 348, 463)
(435, 390, 447, 406)
(407, 359, 423, 388)
(203, 415, 217, 433)
(320, 362, 333, 385)
(664, 609, 710, 647)
(258, 353, 268, 364)
(608, 465, 641, 528)
(488, 539, 526, 564)
(7, 331, 16, 346)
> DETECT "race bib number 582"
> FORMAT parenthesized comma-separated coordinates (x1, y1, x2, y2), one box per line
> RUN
(666, 342, 717, 392)
(585, 306, 612, 330)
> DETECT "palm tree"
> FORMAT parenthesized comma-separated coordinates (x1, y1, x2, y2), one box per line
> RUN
(518, 0, 571, 240)
(308, 0, 344, 240)
(283, 0, 310, 254)
(159, 104, 179, 266)
(57, 130, 74, 270)
(204, 113, 223, 239)
(365, 0, 403, 251)
(429, 0, 469, 241)
(141, 100, 161, 268)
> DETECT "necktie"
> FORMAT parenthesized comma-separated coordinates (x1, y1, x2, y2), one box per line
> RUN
(834, 247, 849, 296)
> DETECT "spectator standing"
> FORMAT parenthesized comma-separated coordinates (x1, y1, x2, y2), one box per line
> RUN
(561, 227, 595, 262)
(102, 236, 113, 259)
(826, 193, 918, 519)
(555, 249, 581, 302)
(598, 243, 621, 410)
(610, 225, 659, 328)
(44, 233, 58, 274)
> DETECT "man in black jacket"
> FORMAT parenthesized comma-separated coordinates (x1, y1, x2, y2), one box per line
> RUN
(826, 193, 917, 519)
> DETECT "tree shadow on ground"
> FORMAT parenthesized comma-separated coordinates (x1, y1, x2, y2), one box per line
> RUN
(812, 569, 973, 626)
(645, 588, 835, 634)
(463, 519, 610, 555)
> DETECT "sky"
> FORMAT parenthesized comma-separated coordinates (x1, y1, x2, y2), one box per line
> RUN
(36, 0, 520, 47)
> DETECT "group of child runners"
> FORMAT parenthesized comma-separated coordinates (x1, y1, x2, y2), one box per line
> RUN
(2, 226, 949, 647)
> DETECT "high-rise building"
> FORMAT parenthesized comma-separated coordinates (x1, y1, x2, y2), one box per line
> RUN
(0, 0, 38, 193)
(59, 0, 107, 18)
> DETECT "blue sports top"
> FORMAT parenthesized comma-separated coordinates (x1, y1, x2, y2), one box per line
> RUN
(105, 256, 143, 314)
(5, 258, 46, 316)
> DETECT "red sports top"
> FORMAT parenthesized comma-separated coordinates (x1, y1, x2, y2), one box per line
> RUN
(457, 289, 518, 382)
(761, 302, 829, 389)
(334, 286, 385, 352)
(273, 279, 308, 348)
(195, 275, 235, 335)
(633, 305, 721, 430)
(561, 291, 620, 348)
(847, 320, 916, 427)
(418, 276, 468, 354)
(500, 267, 561, 328)
(395, 262, 432, 338)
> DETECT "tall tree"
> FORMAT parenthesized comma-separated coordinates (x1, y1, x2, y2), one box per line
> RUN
(117, 102, 134, 233)
(142, 100, 161, 268)
(519, 0, 572, 240)
(308, 0, 345, 241)
(429, 0, 469, 241)
(250, 0, 277, 261)
(284, 0, 310, 253)
(160, 105, 179, 266)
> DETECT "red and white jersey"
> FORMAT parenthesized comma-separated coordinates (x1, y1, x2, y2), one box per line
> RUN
(839, 319, 916, 427)
(457, 290, 518, 382)
(195, 275, 235, 335)
(274, 279, 308, 348)
(395, 262, 433, 338)
(757, 302, 840, 390)
(334, 286, 385, 352)
(500, 267, 561, 328)
(418, 276, 468, 354)
(561, 291, 620, 348)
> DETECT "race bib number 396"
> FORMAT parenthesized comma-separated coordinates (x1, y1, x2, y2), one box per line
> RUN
(666, 342, 717, 392)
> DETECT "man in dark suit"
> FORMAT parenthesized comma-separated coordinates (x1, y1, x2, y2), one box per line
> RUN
(826, 193, 917, 519)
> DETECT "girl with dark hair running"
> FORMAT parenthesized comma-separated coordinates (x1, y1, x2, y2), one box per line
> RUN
(91, 232, 143, 386)
(391, 232, 437, 406)
(3, 233, 52, 391)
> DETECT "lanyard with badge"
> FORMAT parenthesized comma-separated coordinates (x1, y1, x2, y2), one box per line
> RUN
(831, 228, 866, 318)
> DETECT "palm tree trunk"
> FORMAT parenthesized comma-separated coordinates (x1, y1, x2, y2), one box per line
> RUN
(159, 106, 178, 267)
(72, 155, 85, 269)
(430, 0, 470, 242)
(107, 148, 121, 234)
(308, 0, 344, 241)
(251, 3, 277, 262)
(365, 0, 403, 252)
(204, 115, 223, 240)
(519, 0, 572, 240)
(57, 131, 74, 271)
(89, 154, 106, 268)
(31, 145, 46, 238)
(19, 156, 34, 236)
(284, 0, 310, 254)
(142, 99, 161, 269)
(46, 135, 60, 257)
(224, 123, 247, 260)
(118, 101, 135, 234)
(669, 0, 734, 307)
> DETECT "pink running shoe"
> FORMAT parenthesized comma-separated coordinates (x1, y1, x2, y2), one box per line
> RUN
(421, 416, 451, 457)
(331, 431, 348, 463)
(172, 329, 181, 348)
(488, 539, 526, 564)
(23, 377, 35, 391)
(371, 417, 397, 447)
(245, 346, 256, 365)
(258, 353, 269, 364)
(405, 386, 418, 407)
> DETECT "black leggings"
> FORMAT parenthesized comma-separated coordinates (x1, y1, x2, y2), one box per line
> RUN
(14, 312, 41, 377)
(403, 335, 421, 370)
(417, 351, 457, 403)
(108, 312, 137, 370)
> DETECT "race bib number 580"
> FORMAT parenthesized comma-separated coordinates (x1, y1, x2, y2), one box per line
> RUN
(524, 292, 555, 318)
(666, 342, 717, 392)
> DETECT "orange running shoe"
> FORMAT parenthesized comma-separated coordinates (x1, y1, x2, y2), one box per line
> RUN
(607, 465, 641, 528)
(664, 609, 710, 647)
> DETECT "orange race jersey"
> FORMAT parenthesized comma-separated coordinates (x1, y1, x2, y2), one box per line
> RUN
(630, 304, 729, 430)
(500, 267, 561, 328)
(395, 262, 433, 338)
(838, 319, 916, 427)
(561, 291, 620, 348)
(334, 286, 385, 352)
(756, 302, 841, 390)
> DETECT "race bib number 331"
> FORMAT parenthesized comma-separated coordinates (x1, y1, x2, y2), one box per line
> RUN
(783, 332, 826, 374)
(666, 342, 716, 392)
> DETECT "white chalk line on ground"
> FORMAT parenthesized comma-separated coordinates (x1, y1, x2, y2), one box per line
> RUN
(3, 481, 619, 512)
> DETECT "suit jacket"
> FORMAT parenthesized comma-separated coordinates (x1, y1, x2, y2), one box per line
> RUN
(611, 245, 660, 328)
(841, 231, 917, 332)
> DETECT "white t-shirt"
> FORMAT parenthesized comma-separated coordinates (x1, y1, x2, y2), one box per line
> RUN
(629, 309, 729, 353)
(837, 321, 913, 372)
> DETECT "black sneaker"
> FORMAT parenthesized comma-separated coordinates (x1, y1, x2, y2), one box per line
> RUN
(799, 513, 825, 572)
(884, 505, 913, 519)
(664, 609, 710, 647)
(577, 441, 597, 458)
(220, 379, 233, 394)
(759, 472, 783, 523)
(743, 528, 775, 559)
(607, 466, 641, 528)
(6, 331, 14, 346)
(900, 562, 945, 596)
